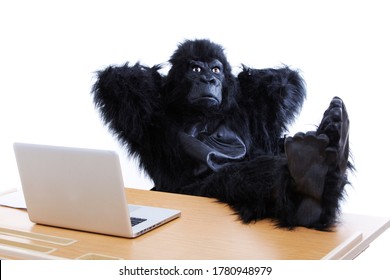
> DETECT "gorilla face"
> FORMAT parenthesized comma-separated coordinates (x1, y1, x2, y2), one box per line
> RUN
(185, 59, 224, 108)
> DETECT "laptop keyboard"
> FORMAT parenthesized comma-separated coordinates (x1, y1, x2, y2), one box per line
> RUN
(130, 217, 147, 226)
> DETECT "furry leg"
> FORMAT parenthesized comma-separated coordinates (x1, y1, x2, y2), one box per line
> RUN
(178, 155, 288, 223)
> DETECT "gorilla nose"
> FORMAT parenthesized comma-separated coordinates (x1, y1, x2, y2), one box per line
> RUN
(201, 75, 217, 84)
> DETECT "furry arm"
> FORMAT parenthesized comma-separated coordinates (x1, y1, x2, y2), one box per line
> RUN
(237, 67, 306, 152)
(92, 63, 163, 155)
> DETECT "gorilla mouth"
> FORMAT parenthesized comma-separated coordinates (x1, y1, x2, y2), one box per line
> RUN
(188, 84, 222, 107)
(193, 94, 219, 103)
(199, 95, 219, 102)
(193, 95, 220, 106)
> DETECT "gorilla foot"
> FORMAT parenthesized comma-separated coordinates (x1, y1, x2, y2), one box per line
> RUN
(284, 97, 351, 228)
(285, 131, 331, 200)
(317, 96, 350, 173)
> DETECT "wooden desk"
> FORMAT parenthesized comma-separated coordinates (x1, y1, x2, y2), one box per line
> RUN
(0, 188, 389, 260)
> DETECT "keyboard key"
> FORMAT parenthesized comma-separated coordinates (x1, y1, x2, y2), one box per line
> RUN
(130, 217, 147, 226)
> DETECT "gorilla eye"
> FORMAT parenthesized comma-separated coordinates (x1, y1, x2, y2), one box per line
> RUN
(212, 67, 221, 74)
(192, 66, 202, 73)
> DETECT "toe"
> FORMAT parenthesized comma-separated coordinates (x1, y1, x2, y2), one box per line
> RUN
(331, 96, 343, 107)
(293, 132, 305, 140)
(329, 107, 342, 122)
(325, 147, 338, 165)
(317, 134, 330, 148)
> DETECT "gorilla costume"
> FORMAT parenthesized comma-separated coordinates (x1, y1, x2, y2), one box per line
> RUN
(92, 39, 352, 230)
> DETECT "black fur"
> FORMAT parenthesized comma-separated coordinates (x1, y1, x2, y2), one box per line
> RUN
(92, 39, 352, 230)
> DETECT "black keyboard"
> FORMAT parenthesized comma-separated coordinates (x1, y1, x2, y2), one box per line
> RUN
(130, 217, 147, 226)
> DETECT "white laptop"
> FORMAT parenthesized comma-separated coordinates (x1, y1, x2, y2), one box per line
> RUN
(13, 142, 181, 238)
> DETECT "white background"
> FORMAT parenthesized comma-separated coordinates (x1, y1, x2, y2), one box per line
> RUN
(0, 0, 389, 258)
